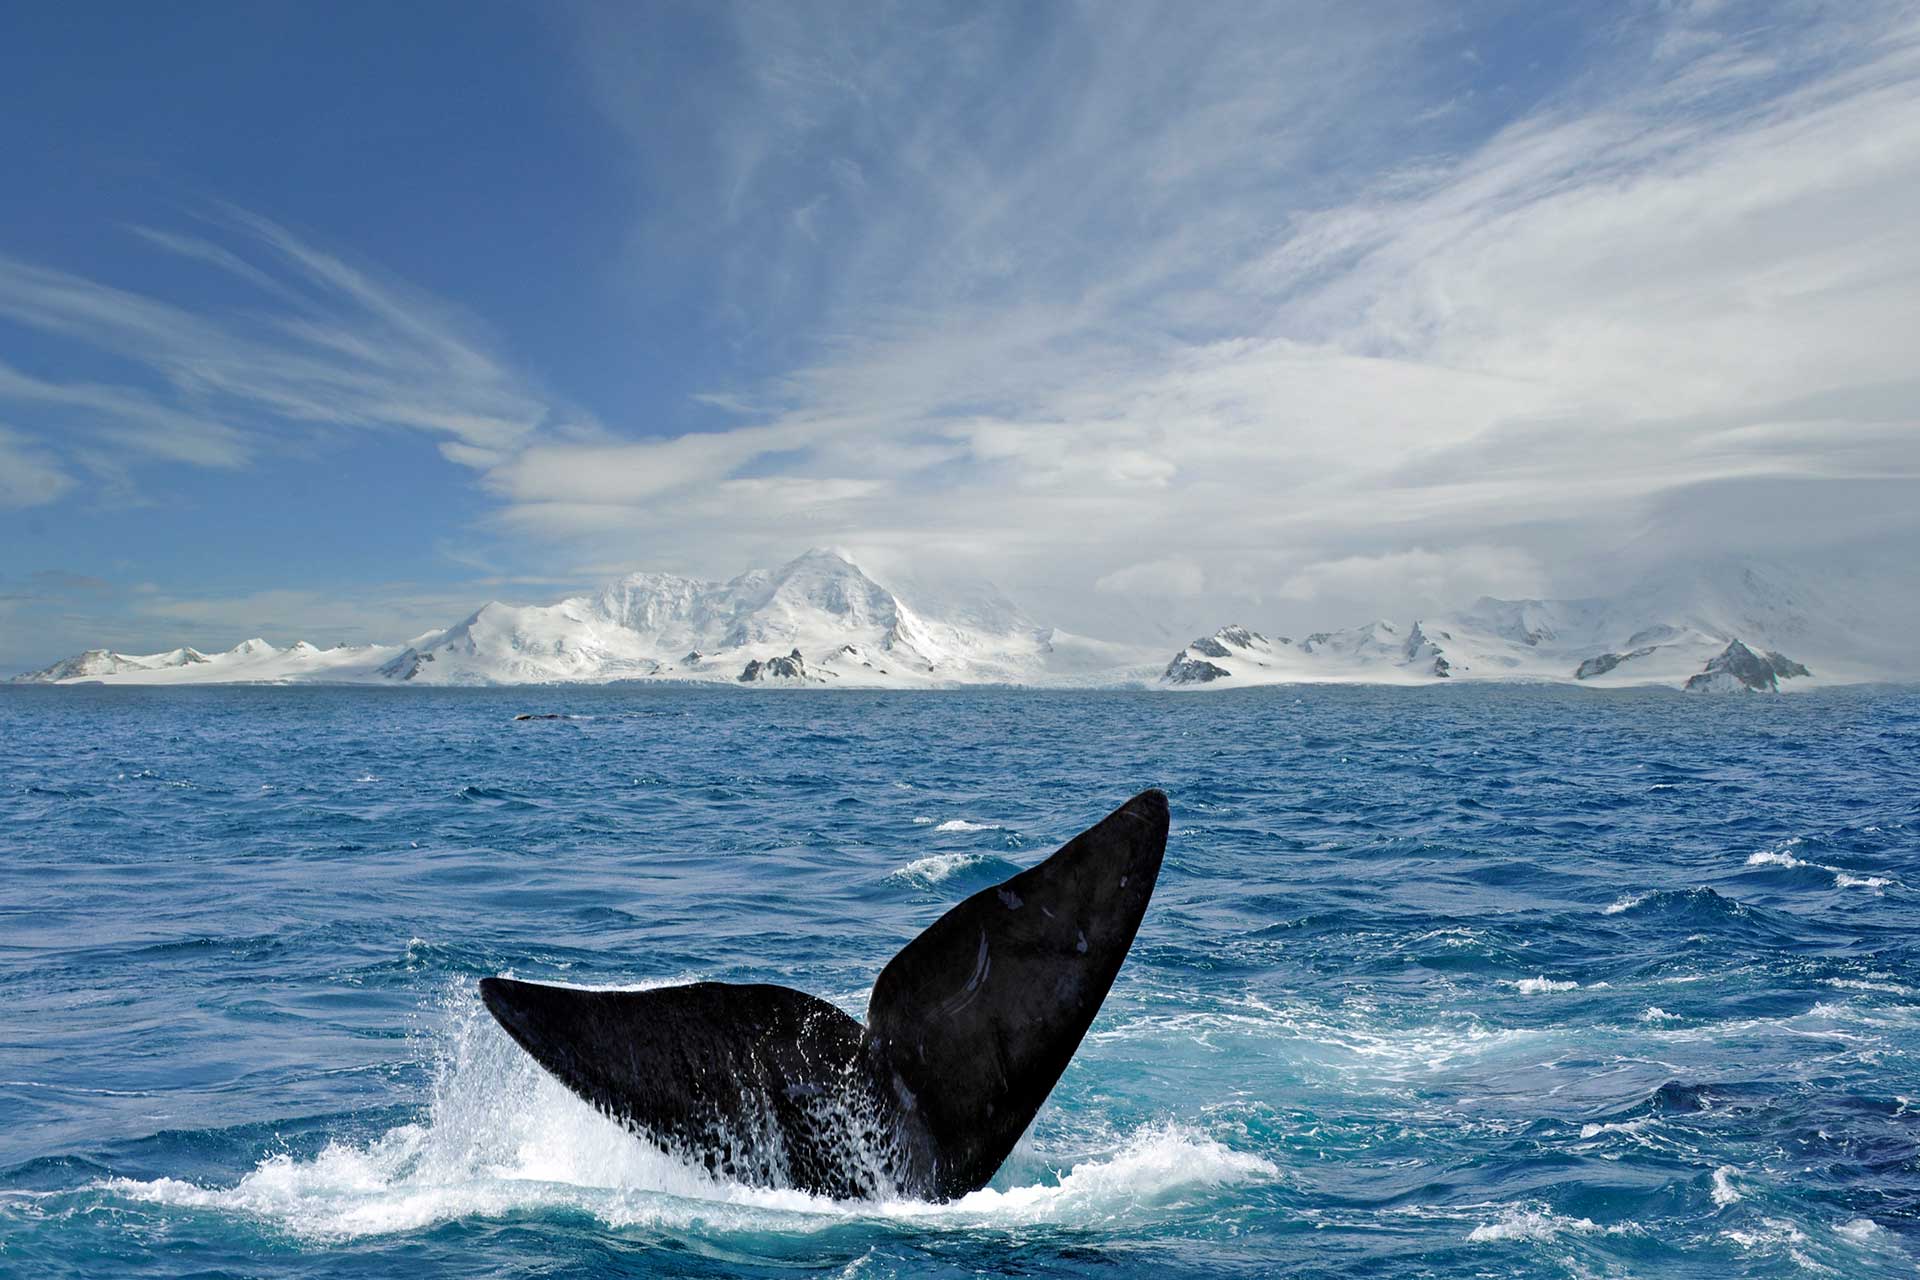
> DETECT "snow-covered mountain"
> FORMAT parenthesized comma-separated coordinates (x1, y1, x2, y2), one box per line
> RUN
(13, 552, 1908, 690)
(15, 638, 406, 685)
(14, 550, 1126, 688)
(1158, 560, 1886, 693)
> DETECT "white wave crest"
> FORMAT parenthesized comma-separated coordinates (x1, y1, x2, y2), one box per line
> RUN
(934, 819, 999, 833)
(1723, 1217, 1808, 1249)
(1711, 1166, 1741, 1206)
(1748, 847, 1893, 891)
(1825, 978, 1915, 995)
(1577, 1118, 1654, 1141)
(1507, 976, 1578, 995)
(886, 852, 992, 886)
(1467, 1205, 1602, 1243)
(100, 994, 1272, 1241)
(1602, 892, 1648, 915)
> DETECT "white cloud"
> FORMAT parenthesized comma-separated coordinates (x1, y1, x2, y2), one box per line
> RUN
(126, 584, 502, 646)
(1096, 557, 1207, 599)
(6, 3, 1919, 651)
(1278, 547, 1545, 609)
(0, 209, 564, 482)
(0, 425, 72, 507)
(516, 1, 1920, 637)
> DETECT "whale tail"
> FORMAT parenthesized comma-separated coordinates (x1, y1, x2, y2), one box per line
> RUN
(478, 788, 1169, 1200)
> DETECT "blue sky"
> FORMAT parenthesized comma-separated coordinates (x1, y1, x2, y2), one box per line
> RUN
(3, 1, 1917, 666)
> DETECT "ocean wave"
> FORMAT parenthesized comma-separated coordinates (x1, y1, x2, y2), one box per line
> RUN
(1576, 1117, 1656, 1141)
(885, 852, 999, 886)
(1747, 845, 1895, 891)
(934, 819, 999, 833)
(1465, 1205, 1605, 1243)
(1087, 992, 1547, 1080)
(1722, 1217, 1808, 1250)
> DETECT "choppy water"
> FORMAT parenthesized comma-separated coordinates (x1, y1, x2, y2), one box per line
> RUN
(1, 684, 1916, 1278)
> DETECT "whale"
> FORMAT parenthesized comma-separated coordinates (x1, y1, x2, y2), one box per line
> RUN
(479, 788, 1168, 1201)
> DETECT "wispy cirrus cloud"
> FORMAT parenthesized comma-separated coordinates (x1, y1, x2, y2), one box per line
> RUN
(0, 425, 73, 508)
(0, 207, 570, 484)
(485, 0, 1920, 639)
(4, 1, 1917, 659)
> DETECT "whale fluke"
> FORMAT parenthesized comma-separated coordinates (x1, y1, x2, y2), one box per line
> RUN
(479, 787, 1169, 1201)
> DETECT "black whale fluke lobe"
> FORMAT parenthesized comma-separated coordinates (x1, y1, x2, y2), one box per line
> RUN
(479, 788, 1169, 1201)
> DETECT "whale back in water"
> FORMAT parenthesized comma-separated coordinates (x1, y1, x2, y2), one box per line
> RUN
(480, 788, 1169, 1201)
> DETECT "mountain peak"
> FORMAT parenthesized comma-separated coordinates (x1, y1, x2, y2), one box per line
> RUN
(785, 546, 863, 570)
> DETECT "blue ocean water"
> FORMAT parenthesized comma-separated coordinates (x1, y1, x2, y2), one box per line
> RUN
(0, 684, 1915, 1278)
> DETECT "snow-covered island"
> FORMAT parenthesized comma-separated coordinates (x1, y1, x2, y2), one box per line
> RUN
(14, 550, 1149, 690)
(1157, 559, 1909, 693)
(11, 551, 1901, 692)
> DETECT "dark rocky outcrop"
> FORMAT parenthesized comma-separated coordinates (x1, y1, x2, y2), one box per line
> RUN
(1401, 622, 1451, 677)
(1683, 640, 1811, 692)
(1163, 654, 1231, 684)
(739, 648, 812, 682)
(377, 647, 433, 680)
(1574, 645, 1656, 680)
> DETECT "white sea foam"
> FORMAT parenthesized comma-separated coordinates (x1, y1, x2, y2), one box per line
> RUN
(934, 819, 999, 832)
(1578, 1118, 1654, 1141)
(886, 853, 991, 886)
(1602, 892, 1647, 915)
(1835, 1218, 1883, 1243)
(1711, 1166, 1741, 1206)
(100, 994, 1273, 1241)
(1641, 1006, 1680, 1022)
(1089, 992, 1546, 1080)
(1747, 846, 1892, 891)
(1723, 1217, 1808, 1249)
(1825, 978, 1915, 995)
(1507, 977, 1578, 994)
(903, 1126, 1276, 1225)
(1466, 1206, 1602, 1243)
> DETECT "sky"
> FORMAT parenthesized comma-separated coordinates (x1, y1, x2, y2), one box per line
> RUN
(2, 0, 1918, 667)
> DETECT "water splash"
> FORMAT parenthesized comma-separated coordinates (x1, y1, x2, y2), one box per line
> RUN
(101, 992, 1275, 1242)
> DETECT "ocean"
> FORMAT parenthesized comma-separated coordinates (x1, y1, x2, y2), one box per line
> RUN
(0, 684, 1915, 1278)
